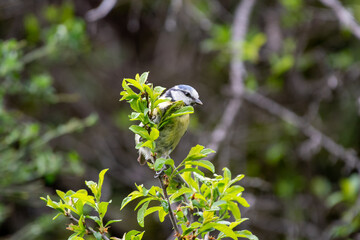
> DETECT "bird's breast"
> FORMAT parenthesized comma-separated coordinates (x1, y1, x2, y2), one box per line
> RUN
(156, 114, 190, 156)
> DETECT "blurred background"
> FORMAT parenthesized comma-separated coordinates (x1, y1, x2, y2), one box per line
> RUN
(1, 0, 360, 239)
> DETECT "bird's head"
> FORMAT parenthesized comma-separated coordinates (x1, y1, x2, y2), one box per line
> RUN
(163, 85, 203, 106)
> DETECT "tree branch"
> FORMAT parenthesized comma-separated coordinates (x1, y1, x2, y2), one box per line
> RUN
(319, 0, 360, 40)
(243, 90, 360, 172)
(208, 0, 256, 153)
(157, 173, 180, 235)
(85, 0, 117, 22)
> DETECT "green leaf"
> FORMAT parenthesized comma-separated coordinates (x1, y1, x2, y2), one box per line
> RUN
(129, 125, 150, 140)
(86, 216, 101, 226)
(120, 191, 143, 210)
(135, 231, 145, 240)
(72, 215, 86, 237)
(125, 230, 143, 240)
(200, 148, 216, 156)
(223, 168, 231, 182)
(137, 201, 150, 227)
(120, 196, 133, 210)
(154, 158, 174, 171)
(121, 79, 136, 95)
(160, 200, 169, 213)
(135, 197, 156, 210)
(56, 190, 66, 200)
(52, 212, 63, 220)
(235, 230, 259, 240)
(143, 84, 153, 100)
(183, 227, 197, 236)
(158, 207, 166, 222)
(188, 145, 205, 156)
(168, 106, 194, 119)
(93, 231, 102, 240)
(154, 98, 170, 107)
(75, 199, 84, 216)
(194, 193, 207, 202)
(203, 223, 237, 240)
(188, 160, 215, 173)
(44, 196, 65, 213)
(144, 206, 163, 220)
(140, 140, 154, 150)
(225, 185, 245, 195)
(177, 167, 204, 176)
(228, 174, 245, 186)
(169, 187, 193, 202)
(203, 210, 215, 224)
(149, 128, 159, 141)
(139, 72, 149, 85)
(129, 99, 141, 112)
(211, 200, 227, 208)
(98, 201, 111, 218)
(105, 219, 122, 227)
(85, 181, 98, 197)
(71, 190, 93, 206)
(228, 201, 241, 220)
(68, 234, 84, 240)
(222, 195, 250, 208)
(120, 92, 139, 101)
(183, 145, 209, 161)
(154, 86, 166, 96)
(96, 169, 108, 201)
(124, 78, 143, 91)
(129, 112, 142, 121)
(148, 185, 162, 196)
(182, 170, 200, 192)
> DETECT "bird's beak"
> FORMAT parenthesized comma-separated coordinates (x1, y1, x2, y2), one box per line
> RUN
(195, 99, 203, 105)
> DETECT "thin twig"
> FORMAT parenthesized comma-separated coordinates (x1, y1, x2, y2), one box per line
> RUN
(158, 173, 181, 235)
(243, 90, 360, 172)
(208, 0, 256, 153)
(164, 0, 183, 31)
(22, 46, 51, 65)
(319, 0, 360, 40)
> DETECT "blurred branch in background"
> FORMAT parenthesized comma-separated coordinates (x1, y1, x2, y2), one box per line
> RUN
(320, 0, 360, 40)
(85, 0, 117, 22)
(165, 0, 182, 32)
(243, 90, 360, 173)
(208, 0, 256, 157)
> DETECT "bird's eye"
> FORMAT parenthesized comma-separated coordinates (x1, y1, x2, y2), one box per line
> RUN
(185, 92, 191, 97)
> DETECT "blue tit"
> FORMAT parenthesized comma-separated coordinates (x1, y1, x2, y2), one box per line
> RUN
(136, 85, 202, 165)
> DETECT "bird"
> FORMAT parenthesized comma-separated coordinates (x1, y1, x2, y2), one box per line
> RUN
(135, 84, 202, 165)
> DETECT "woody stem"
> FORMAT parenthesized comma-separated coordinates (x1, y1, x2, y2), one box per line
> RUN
(157, 172, 180, 235)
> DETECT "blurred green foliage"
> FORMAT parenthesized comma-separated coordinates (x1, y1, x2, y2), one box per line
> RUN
(0, 1, 96, 238)
(42, 169, 124, 240)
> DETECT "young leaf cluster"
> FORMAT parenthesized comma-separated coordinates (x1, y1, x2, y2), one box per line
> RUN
(122, 145, 258, 240)
(1, 7, 97, 230)
(41, 169, 122, 240)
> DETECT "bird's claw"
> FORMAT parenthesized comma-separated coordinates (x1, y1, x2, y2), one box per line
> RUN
(154, 166, 166, 178)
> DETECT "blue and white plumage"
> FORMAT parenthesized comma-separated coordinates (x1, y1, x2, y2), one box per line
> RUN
(136, 85, 202, 165)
